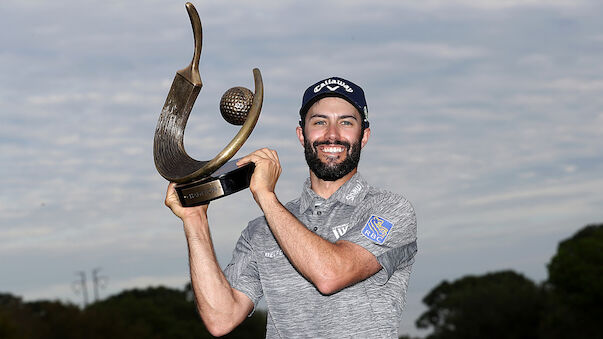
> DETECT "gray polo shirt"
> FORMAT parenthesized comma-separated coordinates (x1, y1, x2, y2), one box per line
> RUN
(224, 173, 417, 338)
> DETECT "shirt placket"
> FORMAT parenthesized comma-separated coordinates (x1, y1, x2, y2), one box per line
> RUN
(306, 201, 327, 235)
(309, 200, 346, 242)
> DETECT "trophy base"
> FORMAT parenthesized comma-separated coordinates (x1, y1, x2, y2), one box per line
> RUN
(175, 160, 254, 207)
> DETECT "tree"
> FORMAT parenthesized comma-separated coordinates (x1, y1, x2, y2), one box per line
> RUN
(0, 293, 83, 339)
(0, 286, 267, 338)
(82, 286, 209, 339)
(541, 223, 603, 338)
(416, 270, 543, 339)
(0, 294, 21, 339)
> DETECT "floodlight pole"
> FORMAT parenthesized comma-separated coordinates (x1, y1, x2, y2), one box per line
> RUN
(91, 267, 107, 302)
(73, 271, 89, 308)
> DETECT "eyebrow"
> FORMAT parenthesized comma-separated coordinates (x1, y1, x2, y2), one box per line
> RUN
(308, 114, 358, 121)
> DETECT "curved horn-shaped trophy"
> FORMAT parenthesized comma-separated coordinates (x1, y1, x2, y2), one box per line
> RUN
(154, 2, 263, 207)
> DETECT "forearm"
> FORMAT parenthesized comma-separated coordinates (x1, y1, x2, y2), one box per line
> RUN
(238, 148, 380, 293)
(256, 192, 371, 294)
(182, 216, 251, 336)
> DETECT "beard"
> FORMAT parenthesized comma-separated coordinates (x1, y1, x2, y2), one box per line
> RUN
(304, 134, 362, 181)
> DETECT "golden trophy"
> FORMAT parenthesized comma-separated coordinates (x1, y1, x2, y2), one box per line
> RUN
(153, 3, 263, 206)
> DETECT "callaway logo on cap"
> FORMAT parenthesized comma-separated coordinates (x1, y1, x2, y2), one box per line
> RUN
(299, 76, 369, 128)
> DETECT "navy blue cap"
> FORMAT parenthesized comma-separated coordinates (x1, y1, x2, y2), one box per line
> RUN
(299, 77, 369, 128)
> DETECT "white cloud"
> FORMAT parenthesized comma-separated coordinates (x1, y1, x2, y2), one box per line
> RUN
(464, 178, 603, 207)
(546, 77, 603, 92)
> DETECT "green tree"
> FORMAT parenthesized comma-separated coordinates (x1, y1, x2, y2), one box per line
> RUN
(541, 223, 603, 338)
(416, 271, 543, 339)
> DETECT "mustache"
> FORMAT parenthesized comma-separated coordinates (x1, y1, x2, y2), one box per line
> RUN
(312, 140, 351, 149)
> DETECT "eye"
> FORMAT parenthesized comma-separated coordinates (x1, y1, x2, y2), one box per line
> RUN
(313, 120, 326, 126)
(340, 120, 353, 126)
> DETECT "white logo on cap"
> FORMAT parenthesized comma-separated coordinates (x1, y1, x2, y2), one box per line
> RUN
(314, 79, 354, 93)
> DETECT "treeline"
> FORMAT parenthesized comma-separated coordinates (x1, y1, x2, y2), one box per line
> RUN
(410, 223, 602, 339)
(1, 223, 601, 338)
(0, 286, 265, 339)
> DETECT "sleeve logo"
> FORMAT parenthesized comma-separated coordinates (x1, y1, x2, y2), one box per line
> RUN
(361, 215, 393, 244)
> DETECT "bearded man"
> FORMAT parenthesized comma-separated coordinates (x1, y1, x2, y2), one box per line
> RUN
(165, 76, 418, 338)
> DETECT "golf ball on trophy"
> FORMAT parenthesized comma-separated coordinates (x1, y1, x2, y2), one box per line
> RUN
(220, 87, 254, 125)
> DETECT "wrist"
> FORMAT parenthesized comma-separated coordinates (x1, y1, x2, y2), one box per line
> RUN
(255, 191, 279, 210)
(182, 214, 210, 238)
(180, 211, 206, 223)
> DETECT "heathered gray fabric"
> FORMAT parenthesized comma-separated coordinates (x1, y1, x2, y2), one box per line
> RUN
(223, 173, 417, 338)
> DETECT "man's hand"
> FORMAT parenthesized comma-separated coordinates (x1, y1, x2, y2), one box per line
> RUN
(237, 148, 282, 203)
(165, 182, 209, 221)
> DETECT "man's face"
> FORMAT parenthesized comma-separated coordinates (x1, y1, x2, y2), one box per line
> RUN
(296, 97, 370, 181)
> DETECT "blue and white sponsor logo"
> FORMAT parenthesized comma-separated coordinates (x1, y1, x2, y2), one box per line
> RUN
(361, 215, 393, 244)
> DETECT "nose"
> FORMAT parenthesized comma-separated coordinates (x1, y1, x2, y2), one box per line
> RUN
(325, 121, 339, 141)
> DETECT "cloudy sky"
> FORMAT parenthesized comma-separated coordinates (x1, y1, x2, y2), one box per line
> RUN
(1, 0, 602, 335)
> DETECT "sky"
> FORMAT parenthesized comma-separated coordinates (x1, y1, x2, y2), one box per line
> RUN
(1, 0, 602, 336)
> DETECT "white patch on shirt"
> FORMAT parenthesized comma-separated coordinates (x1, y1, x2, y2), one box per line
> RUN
(264, 249, 283, 258)
(332, 223, 350, 239)
(345, 182, 363, 201)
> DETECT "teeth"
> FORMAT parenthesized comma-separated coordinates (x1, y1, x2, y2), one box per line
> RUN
(323, 147, 344, 153)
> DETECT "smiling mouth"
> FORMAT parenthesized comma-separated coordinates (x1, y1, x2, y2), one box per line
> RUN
(320, 145, 345, 153)
(317, 145, 348, 159)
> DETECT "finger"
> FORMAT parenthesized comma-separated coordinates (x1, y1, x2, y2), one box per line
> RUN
(256, 148, 273, 161)
(269, 149, 280, 164)
(236, 156, 251, 166)
(237, 149, 268, 166)
(165, 182, 179, 207)
(262, 149, 280, 170)
(247, 153, 272, 167)
(166, 182, 176, 198)
(272, 150, 282, 175)
(256, 148, 279, 163)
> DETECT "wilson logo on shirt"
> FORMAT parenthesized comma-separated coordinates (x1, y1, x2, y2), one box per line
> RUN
(361, 215, 393, 244)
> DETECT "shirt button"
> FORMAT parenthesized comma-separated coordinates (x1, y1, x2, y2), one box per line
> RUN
(313, 227, 318, 231)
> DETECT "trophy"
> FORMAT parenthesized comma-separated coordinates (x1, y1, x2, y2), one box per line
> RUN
(153, 2, 263, 207)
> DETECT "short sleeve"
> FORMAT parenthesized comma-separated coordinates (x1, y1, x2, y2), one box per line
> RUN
(223, 219, 264, 309)
(338, 192, 418, 284)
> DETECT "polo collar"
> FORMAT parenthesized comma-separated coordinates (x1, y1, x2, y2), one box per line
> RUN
(299, 173, 369, 213)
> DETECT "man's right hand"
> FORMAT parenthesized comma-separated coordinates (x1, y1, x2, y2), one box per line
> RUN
(165, 183, 253, 336)
(165, 182, 209, 220)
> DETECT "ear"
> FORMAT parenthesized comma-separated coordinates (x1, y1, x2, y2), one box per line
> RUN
(296, 126, 305, 147)
(361, 127, 370, 148)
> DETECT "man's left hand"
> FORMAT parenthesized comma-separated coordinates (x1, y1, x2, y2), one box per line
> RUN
(237, 148, 282, 202)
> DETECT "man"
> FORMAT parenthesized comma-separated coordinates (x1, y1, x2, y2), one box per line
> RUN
(165, 77, 417, 338)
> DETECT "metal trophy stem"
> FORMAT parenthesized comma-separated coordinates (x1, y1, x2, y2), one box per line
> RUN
(153, 2, 263, 206)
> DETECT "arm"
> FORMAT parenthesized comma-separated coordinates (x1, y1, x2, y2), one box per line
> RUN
(237, 149, 382, 295)
(165, 183, 253, 336)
